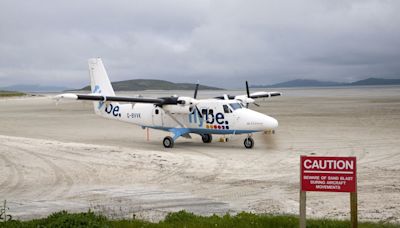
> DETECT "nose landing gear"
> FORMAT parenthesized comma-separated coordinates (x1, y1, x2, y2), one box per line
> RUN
(244, 137, 254, 149)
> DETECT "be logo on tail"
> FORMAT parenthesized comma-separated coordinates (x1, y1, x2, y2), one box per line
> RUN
(105, 104, 121, 117)
(92, 85, 105, 110)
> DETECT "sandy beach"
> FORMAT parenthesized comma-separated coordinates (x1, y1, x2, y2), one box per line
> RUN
(0, 86, 399, 222)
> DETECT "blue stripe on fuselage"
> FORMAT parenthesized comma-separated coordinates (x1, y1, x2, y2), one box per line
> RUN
(144, 126, 258, 135)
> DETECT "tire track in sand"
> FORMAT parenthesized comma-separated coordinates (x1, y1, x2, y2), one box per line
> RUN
(147, 152, 193, 184)
(3, 144, 74, 199)
(0, 153, 24, 197)
(34, 148, 104, 184)
(184, 148, 227, 183)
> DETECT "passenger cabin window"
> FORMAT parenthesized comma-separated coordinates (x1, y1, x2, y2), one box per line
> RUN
(201, 109, 207, 116)
(223, 105, 231, 113)
(229, 103, 242, 110)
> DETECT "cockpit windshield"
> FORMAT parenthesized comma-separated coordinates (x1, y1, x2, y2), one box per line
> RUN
(229, 103, 242, 110)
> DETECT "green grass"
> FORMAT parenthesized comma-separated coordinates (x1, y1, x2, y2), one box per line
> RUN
(1, 210, 398, 228)
(0, 91, 26, 97)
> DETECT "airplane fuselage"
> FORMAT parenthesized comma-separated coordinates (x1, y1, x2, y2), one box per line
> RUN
(95, 99, 278, 135)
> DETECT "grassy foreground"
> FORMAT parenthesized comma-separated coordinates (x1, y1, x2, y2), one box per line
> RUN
(1, 211, 398, 228)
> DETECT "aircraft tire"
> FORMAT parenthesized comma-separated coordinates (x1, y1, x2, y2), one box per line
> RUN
(163, 136, 174, 148)
(201, 134, 212, 143)
(244, 137, 254, 149)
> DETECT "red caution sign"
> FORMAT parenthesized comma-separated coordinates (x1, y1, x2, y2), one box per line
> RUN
(301, 156, 356, 192)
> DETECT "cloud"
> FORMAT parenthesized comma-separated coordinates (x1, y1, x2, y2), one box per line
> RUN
(1, 0, 399, 88)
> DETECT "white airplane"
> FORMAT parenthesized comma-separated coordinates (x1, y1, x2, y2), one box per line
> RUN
(56, 58, 281, 149)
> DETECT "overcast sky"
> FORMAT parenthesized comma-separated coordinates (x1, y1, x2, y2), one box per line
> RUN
(1, 0, 399, 88)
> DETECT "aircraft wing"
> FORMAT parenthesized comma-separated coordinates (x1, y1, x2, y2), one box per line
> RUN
(248, 91, 282, 99)
(214, 91, 281, 100)
(54, 93, 178, 105)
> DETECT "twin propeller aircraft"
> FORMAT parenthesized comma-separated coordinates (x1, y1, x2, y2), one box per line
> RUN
(56, 58, 281, 149)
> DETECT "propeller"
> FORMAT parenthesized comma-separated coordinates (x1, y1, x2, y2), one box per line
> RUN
(246, 81, 250, 98)
(195, 106, 203, 118)
(244, 81, 260, 107)
(158, 82, 203, 116)
(192, 82, 202, 118)
(194, 83, 199, 99)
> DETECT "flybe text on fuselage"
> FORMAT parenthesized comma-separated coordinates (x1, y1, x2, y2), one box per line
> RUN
(189, 109, 230, 130)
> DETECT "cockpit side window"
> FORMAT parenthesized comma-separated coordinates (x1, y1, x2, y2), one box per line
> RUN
(229, 103, 242, 110)
(223, 105, 231, 113)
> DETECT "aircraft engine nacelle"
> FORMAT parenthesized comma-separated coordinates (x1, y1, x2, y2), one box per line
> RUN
(162, 104, 193, 114)
(234, 95, 255, 105)
(176, 97, 198, 106)
(161, 97, 198, 114)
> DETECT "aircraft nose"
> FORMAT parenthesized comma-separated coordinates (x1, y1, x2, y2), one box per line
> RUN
(263, 116, 278, 130)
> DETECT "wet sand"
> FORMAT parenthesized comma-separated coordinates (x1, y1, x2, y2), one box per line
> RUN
(0, 86, 399, 222)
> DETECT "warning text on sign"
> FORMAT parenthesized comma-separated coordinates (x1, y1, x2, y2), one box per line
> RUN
(301, 156, 356, 192)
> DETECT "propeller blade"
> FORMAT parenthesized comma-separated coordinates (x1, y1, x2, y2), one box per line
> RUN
(253, 102, 260, 107)
(246, 81, 250, 98)
(194, 83, 199, 99)
(195, 106, 203, 118)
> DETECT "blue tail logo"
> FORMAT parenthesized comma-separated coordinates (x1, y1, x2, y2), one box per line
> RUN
(92, 85, 104, 109)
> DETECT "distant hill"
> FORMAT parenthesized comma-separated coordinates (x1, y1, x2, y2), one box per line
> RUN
(76, 79, 223, 91)
(0, 84, 70, 92)
(349, 78, 400, 86)
(252, 78, 400, 88)
(257, 79, 344, 88)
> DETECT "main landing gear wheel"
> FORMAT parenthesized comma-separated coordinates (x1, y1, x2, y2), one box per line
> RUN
(244, 137, 254, 149)
(163, 136, 174, 148)
(201, 134, 212, 143)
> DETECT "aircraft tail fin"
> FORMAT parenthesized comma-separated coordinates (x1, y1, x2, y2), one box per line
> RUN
(88, 58, 115, 96)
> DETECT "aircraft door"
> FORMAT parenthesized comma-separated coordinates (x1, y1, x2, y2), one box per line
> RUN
(152, 107, 164, 127)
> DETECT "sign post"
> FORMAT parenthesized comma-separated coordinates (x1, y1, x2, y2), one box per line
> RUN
(300, 156, 357, 228)
(299, 190, 306, 228)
